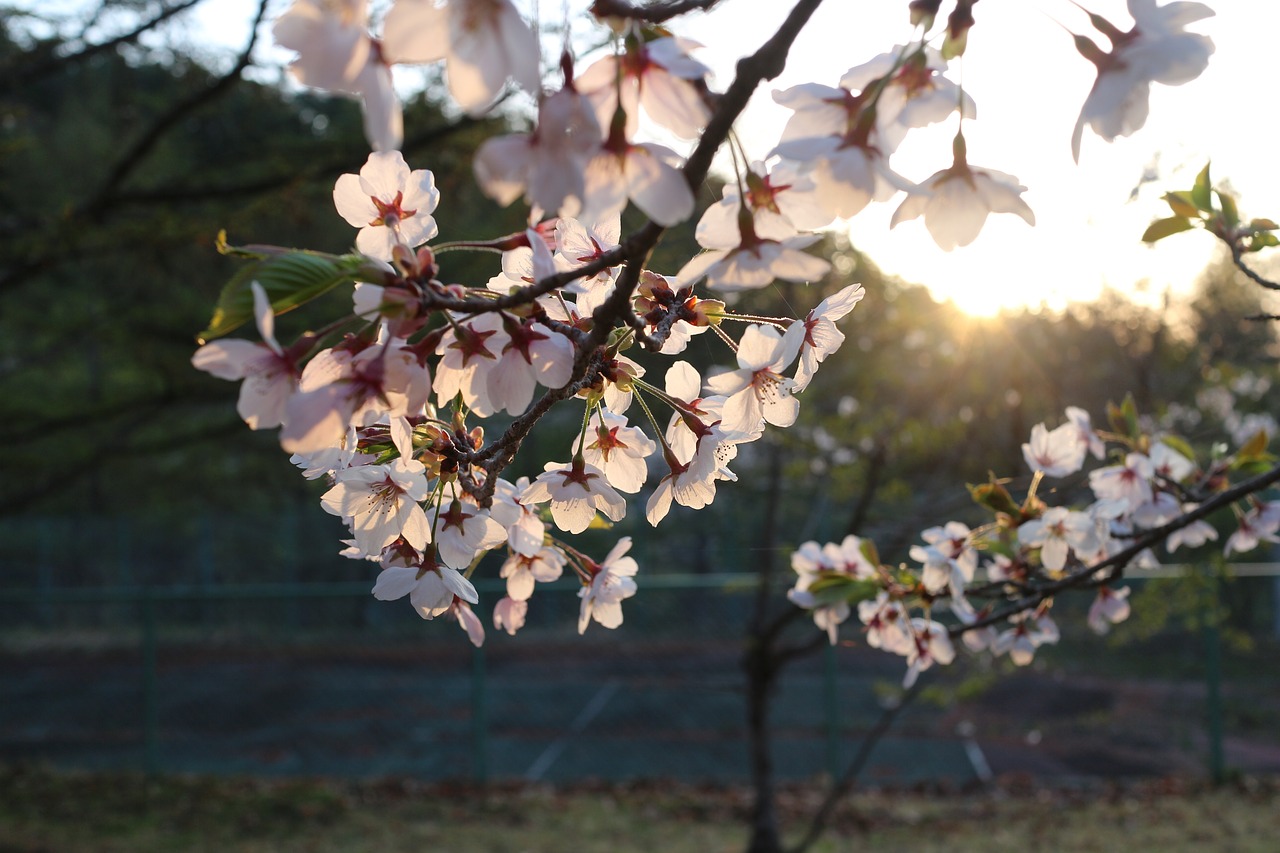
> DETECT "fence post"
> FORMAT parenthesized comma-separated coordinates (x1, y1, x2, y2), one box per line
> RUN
(824, 641, 839, 779)
(471, 642, 489, 784)
(142, 589, 159, 776)
(1203, 577, 1225, 784)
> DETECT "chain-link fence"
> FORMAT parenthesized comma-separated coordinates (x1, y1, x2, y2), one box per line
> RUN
(3, 513, 1280, 786)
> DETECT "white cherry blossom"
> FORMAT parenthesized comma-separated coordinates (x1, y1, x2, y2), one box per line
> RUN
(333, 151, 439, 261)
(705, 324, 803, 436)
(520, 459, 627, 534)
(577, 537, 639, 634)
(783, 283, 865, 392)
(1070, 1, 1214, 161)
(890, 137, 1034, 251)
(191, 282, 299, 429)
(382, 0, 540, 116)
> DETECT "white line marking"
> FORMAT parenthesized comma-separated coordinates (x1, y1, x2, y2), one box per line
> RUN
(524, 679, 621, 782)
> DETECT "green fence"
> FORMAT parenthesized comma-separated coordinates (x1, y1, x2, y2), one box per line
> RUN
(4, 565, 1280, 785)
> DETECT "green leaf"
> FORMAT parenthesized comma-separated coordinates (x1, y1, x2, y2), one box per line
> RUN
(1120, 393, 1140, 437)
(806, 575, 879, 607)
(1234, 429, 1270, 465)
(1191, 162, 1213, 211)
(1141, 216, 1194, 244)
(1217, 190, 1240, 229)
(1163, 192, 1199, 218)
(1159, 434, 1197, 466)
(859, 538, 880, 568)
(968, 478, 1020, 516)
(198, 251, 372, 343)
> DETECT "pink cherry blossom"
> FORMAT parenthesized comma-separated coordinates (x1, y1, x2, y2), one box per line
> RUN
(1087, 586, 1131, 634)
(333, 151, 439, 261)
(1023, 421, 1088, 478)
(520, 458, 627, 534)
(578, 412, 656, 494)
(705, 324, 803, 436)
(372, 554, 478, 619)
(191, 282, 300, 429)
(1070, 1, 1214, 161)
(577, 537, 639, 634)
(382, 0, 540, 117)
(273, 0, 402, 151)
(890, 138, 1034, 251)
(577, 36, 711, 140)
(499, 546, 566, 601)
(784, 284, 864, 392)
(474, 83, 604, 215)
(493, 596, 528, 635)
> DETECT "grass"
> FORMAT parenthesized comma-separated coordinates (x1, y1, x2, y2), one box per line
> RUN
(2, 765, 1278, 852)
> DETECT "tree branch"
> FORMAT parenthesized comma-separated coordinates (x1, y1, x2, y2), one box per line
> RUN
(589, 0, 725, 23)
(78, 0, 271, 219)
(1230, 244, 1280, 292)
(951, 460, 1280, 637)
(0, 0, 205, 94)
(789, 682, 922, 853)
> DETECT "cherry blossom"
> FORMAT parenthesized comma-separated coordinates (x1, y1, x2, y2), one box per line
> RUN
(705, 324, 803, 436)
(273, 0, 402, 150)
(333, 151, 439, 261)
(451, 599, 486, 647)
(1018, 506, 1100, 574)
(784, 284, 865, 392)
(1087, 586, 1132, 634)
(1023, 420, 1088, 478)
(372, 553, 479, 620)
(381, 0, 540, 117)
(320, 423, 432, 556)
(493, 596, 528, 635)
(1070, 0, 1215, 161)
(903, 619, 956, 688)
(499, 546, 566, 601)
(433, 498, 507, 569)
(839, 46, 975, 149)
(890, 136, 1034, 251)
(191, 282, 300, 429)
(577, 36, 711, 140)
(579, 140, 695, 227)
(578, 412, 656, 494)
(520, 458, 628, 534)
(1089, 452, 1155, 511)
(474, 82, 604, 215)
(992, 612, 1060, 666)
(577, 537, 639, 634)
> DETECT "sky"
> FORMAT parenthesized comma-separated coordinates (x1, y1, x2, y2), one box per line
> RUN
(179, 0, 1277, 316)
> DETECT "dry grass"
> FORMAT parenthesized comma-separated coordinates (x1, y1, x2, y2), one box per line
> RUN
(2, 766, 1277, 852)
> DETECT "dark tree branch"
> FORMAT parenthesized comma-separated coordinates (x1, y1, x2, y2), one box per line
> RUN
(589, 0, 724, 23)
(1230, 244, 1280, 291)
(0, 0, 205, 94)
(789, 683, 922, 853)
(78, 0, 271, 219)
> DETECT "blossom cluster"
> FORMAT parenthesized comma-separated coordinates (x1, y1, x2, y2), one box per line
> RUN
(195, 0, 1225, 647)
(787, 400, 1279, 686)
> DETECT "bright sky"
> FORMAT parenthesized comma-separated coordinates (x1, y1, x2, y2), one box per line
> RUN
(184, 0, 1274, 316)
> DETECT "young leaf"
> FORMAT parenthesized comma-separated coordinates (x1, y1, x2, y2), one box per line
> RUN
(198, 252, 375, 342)
(1191, 162, 1212, 211)
(1163, 192, 1199, 218)
(1142, 216, 1194, 244)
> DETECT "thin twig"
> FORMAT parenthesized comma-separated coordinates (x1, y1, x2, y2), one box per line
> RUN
(1230, 244, 1280, 292)
(789, 682, 922, 853)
